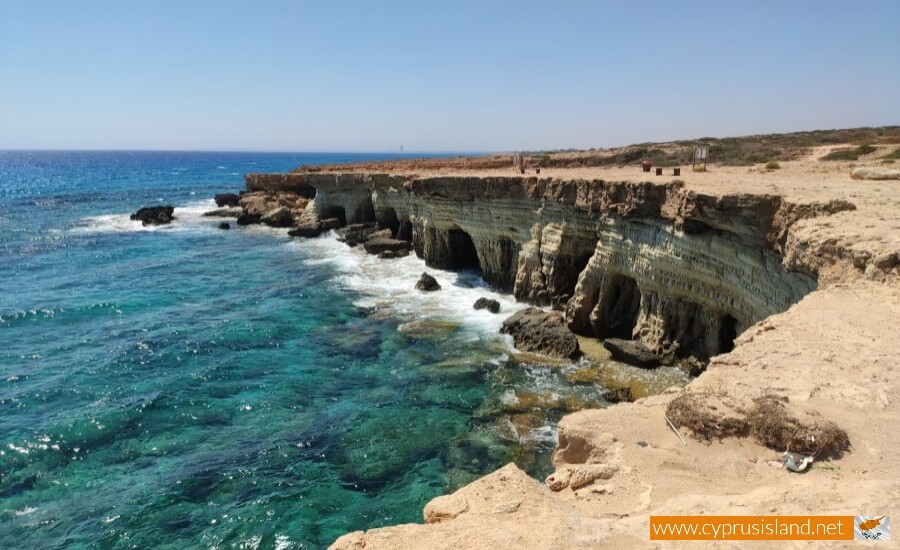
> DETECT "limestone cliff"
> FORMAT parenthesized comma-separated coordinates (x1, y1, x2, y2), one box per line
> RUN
(297, 173, 852, 359)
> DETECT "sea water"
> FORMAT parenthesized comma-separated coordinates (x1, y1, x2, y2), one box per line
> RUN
(0, 151, 687, 549)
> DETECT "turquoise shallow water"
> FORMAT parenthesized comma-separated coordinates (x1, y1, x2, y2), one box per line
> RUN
(0, 151, 687, 549)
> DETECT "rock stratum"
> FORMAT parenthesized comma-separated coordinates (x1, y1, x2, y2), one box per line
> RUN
(237, 149, 900, 549)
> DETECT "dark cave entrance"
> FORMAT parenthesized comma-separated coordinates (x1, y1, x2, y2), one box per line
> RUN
(378, 208, 401, 237)
(447, 228, 481, 272)
(595, 274, 641, 339)
(322, 206, 347, 226)
(718, 314, 738, 354)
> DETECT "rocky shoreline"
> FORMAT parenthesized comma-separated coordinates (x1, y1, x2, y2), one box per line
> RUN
(208, 158, 899, 549)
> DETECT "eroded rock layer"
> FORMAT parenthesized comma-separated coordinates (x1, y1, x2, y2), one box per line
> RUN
(278, 173, 853, 359)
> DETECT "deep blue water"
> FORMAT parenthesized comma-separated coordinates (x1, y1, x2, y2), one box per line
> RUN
(0, 151, 631, 549)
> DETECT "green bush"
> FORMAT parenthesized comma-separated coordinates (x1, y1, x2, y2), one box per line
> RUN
(821, 144, 877, 161)
(765, 160, 781, 170)
(882, 148, 900, 160)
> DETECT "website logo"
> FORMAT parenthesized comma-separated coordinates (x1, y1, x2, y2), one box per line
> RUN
(855, 516, 890, 541)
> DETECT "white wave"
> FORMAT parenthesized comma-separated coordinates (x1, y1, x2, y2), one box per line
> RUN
(73, 199, 219, 234)
(291, 233, 528, 344)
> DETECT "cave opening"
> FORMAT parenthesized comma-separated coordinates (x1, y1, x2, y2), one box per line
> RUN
(447, 228, 481, 272)
(595, 274, 641, 339)
(718, 314, 738, 354)
(323, 206, 347, 226)
(352, 197, 376, 224)
(378, 208, 401, 237)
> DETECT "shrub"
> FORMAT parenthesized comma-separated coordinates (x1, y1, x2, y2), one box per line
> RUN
(821, 144, 877, 161)
(882, 147, 900, 160)
(693, 165, 707, 172)
(765, 160, 781, 170)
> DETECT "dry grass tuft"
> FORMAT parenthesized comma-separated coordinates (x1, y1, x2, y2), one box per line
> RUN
(665, 392, 749, 442)
(746, 396, 850, 458)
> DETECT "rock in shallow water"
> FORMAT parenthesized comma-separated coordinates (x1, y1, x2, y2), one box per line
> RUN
(363, 237, 410, 255)
(214, 193, 240, 207)
(602, 338, 661, 368)
(217, 222, 230, 230)
(473, 297, 501, 313)
(415, 272, 441, 291)
(130, 206, 175, 226)
(499, 307, 580, 360)
(236, 212, 261, 226)
(203, 207, 242, 218)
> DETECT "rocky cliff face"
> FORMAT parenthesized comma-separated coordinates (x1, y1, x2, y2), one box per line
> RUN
(290, 173, 854, 360)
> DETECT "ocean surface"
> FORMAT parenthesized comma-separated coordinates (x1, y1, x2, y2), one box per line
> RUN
(0, 151, 688, 549)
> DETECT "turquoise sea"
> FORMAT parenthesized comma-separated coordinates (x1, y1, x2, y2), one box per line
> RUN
(0, 151, 685, 549)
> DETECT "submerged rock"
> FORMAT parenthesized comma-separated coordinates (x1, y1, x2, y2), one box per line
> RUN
(473, 297, 501, 313)
(364, 237, 411, 255)
(415, 272, 441, 292)
(398, 318, 459, 339)
(131, 206, 175, 226)
(214, 193, 241, 207)
(500, 307, 580, 360)
(218, 222, 230, 230)
(378, 248, 410, 259)
(602, 338, 661, 368)
(203, 207, 242, 218)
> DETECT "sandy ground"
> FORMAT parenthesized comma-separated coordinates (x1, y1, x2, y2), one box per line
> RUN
(327, 146, 900, 549)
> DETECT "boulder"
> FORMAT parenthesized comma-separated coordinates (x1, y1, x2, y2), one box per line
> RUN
(338, 223, 378, 246)
(130, 206, 175, 226)
(260, 207, 294, 228)
(236, 212, 261, 226)
(415, 272, 441, 292)
(851, 167, 900, 180)
(499, 307, 581, 360)
(320, 217, 342, 231)
(288, 222, 323, 238)
(214, 193, 241, 207)
(364, 238, 411, 255)
(378, 248, 410, 259)
(218, 222, 230, 230)
(203, 207, 242, 218)
(473, 297, 501, 313)
(603, 338, 661, 368)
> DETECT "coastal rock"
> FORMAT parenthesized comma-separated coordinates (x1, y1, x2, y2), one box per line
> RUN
(363, 237, 411, 255)
(203, 207, 242, 218)
(415, 273, 441, 292)
(423, 494, 468, 524)
(214, 193, 240, 207)
(245, 173, 316, 198)
(500, 307, 581, 360)
(288, 223, 323, 238)
(218, 222, 230, 230)
(321, 217, 342, 231)
(338, 223, 378, 246)
(378, 248, 410, 259)
(473, 297, 501, 313)
(130, 205, 175, 226)
(602, 338, 661, 368)
(236, 212, 261, 226)
(261, 206, 295, 228)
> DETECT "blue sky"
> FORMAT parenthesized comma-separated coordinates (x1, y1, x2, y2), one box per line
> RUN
(1, 1, 898, 151)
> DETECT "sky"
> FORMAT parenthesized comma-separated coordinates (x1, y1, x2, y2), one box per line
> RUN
(1, 1, 898, 152)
